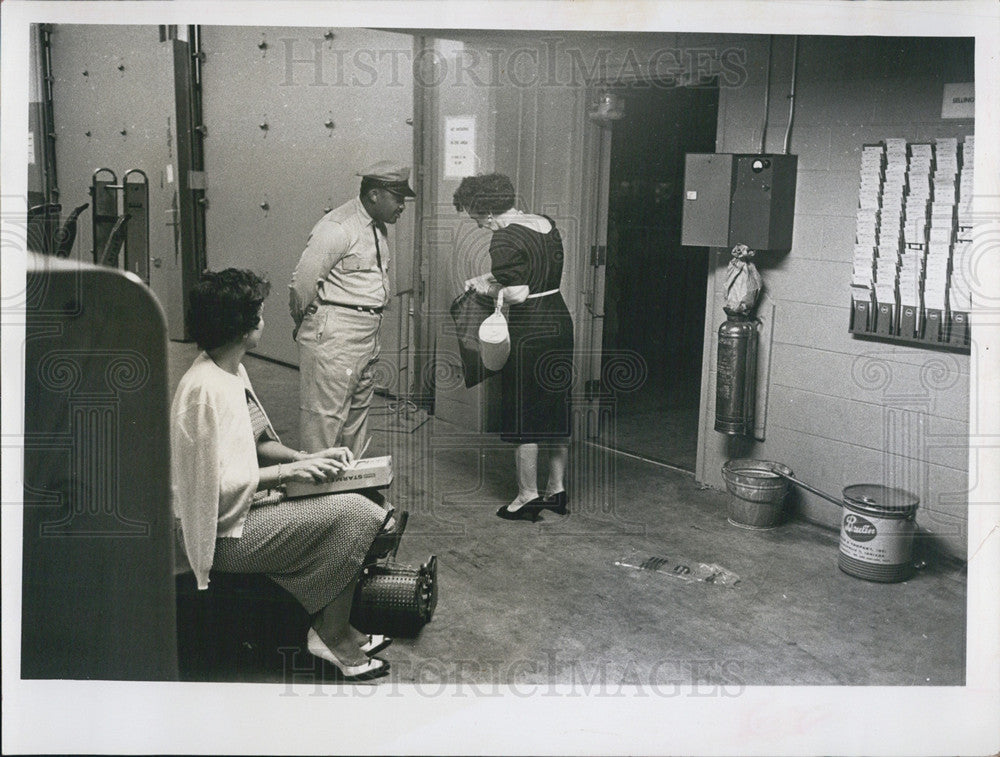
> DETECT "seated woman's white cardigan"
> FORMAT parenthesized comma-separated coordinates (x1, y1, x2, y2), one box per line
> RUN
(170, 352, 278, 589)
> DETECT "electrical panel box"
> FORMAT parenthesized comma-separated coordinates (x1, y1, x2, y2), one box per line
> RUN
(680, 153, 735, 248)
(729, 154, 798, 250)
(681, 153, 798, 251)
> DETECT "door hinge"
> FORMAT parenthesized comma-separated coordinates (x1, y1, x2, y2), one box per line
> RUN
(590, 244, 606, 266)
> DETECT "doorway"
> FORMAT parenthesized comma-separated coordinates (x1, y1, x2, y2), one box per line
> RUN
(598, 83, 719, 471)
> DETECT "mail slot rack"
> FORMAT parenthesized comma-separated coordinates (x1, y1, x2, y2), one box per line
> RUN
(848, 136, 972, 354)
(849, 299, 970, 351)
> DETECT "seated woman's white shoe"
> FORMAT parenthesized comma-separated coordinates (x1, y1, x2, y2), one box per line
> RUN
(360, 633, 392, 656)
(307, 628, 389, 680)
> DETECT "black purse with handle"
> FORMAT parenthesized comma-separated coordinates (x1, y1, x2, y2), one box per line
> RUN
(350, 555, 438, 636)
(350, 512, 438, 636)
(449, 289, 501, 388)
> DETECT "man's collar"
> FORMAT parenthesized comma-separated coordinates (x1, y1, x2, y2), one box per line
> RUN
(354, 196, 374, 224)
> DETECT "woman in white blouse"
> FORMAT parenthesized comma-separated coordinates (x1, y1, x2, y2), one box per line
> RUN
(171, 268, 391, 680)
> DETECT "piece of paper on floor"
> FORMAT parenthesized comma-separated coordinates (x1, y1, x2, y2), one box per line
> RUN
(615, 550, 741, 587)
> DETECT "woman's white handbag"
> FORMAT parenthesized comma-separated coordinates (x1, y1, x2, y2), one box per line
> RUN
(478, 289, 510, 371)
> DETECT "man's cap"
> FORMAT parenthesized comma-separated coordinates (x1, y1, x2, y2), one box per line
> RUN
(357, 161, 416, 198)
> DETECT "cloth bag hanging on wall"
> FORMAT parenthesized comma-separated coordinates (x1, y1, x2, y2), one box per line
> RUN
(723, 244, 763, 316)
(449, 289, 500, 388)
(477, 289, 510, 371)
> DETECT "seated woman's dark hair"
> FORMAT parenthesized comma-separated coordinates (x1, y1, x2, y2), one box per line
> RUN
(452, 173, 516, 216)
(187, 268, 271, 351)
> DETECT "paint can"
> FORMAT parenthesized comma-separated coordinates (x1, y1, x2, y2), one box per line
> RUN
(838, 484, 919, 583)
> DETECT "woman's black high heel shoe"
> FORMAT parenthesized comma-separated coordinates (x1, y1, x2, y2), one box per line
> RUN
(543, 491, 569, 515)
(496, 497, 545, 522)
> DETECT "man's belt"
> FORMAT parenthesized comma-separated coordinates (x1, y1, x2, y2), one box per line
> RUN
(308, 301, 384, 315)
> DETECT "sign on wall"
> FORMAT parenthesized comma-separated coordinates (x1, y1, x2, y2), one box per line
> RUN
(941, 82, 974, 119)
(444, 116, 477, 178)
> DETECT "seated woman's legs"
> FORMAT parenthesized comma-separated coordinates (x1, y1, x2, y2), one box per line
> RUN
(213, 492, 385, 660)
(311, 576, 368, 666)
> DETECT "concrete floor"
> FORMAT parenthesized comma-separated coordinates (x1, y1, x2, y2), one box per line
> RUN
(168, 341, 967, 687)
(599, 375, 702, 471)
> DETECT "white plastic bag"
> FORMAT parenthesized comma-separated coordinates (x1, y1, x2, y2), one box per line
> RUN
(478, 289, 510, 371)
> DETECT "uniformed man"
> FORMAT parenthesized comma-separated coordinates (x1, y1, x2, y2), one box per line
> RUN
(289, 161, 415, 456)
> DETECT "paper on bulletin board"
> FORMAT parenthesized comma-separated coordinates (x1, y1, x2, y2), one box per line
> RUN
(444, 116, 476, 178)
(941, 82, 974, 119)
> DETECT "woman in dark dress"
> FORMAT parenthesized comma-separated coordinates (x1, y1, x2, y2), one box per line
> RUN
(454, 173, 575, 520)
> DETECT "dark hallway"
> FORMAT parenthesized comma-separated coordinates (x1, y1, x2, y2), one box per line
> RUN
(600, 83, 718, 470)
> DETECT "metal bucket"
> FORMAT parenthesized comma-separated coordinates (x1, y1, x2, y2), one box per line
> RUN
(721, 459, 793, 530)
(838, 485, 919, 583)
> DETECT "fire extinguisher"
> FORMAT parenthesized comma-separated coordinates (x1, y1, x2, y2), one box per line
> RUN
(716, 244, 762, 436)
(715, 312, 758, 435)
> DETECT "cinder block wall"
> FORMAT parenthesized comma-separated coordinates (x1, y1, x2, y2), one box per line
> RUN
(700, 35, 975, 558)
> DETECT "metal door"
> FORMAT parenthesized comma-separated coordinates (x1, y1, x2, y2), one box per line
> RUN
(48, 24, 187, 338)
(197, 26, 417, 380)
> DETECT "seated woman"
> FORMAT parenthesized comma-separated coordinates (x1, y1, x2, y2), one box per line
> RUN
(171, 268, 391, 680)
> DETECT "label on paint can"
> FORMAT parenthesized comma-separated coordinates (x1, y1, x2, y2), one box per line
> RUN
(839, 509, 915, 565)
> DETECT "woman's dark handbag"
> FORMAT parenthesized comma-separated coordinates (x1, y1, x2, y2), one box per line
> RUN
(449, 289, 500, 388)
(350, 555, 438, 636)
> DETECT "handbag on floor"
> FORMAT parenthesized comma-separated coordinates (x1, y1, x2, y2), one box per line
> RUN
(351, 512, 438, 636)
(350, 555, 438, 636)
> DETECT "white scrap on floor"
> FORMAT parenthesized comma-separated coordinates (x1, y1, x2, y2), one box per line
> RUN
(615, 550, 741, 587)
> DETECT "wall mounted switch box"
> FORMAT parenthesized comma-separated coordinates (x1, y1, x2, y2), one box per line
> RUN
(681, 153, 735, 248)
(729, 154, 798, 250)
(681, 153, 798, 251)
